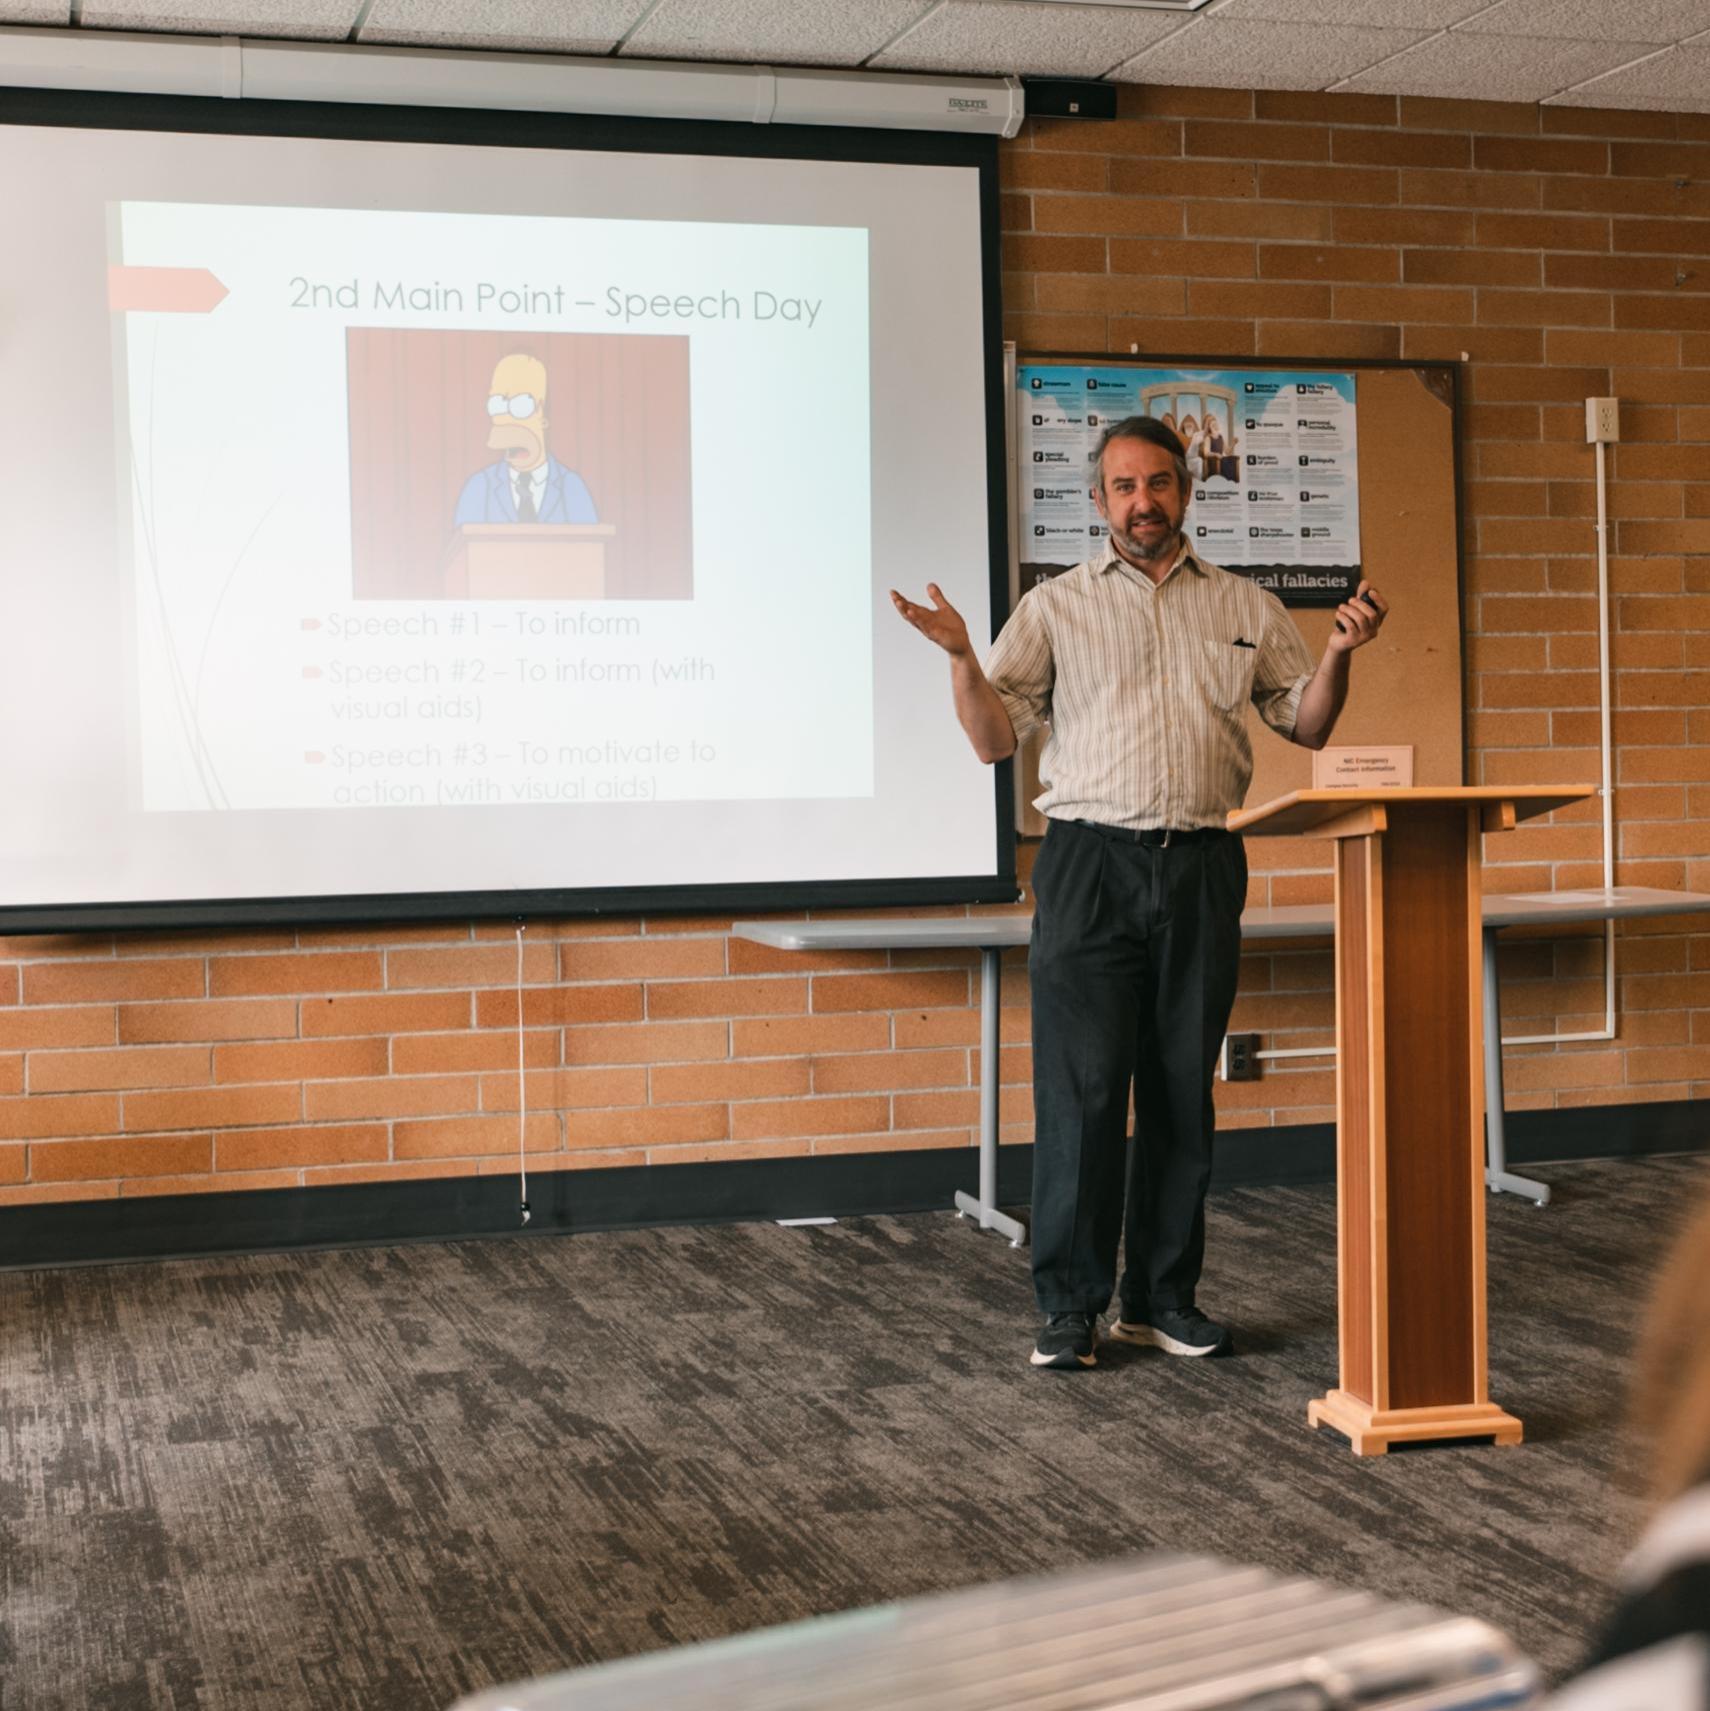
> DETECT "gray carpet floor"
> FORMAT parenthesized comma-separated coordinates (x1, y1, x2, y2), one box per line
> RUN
(2, 1153, 1704, 1711)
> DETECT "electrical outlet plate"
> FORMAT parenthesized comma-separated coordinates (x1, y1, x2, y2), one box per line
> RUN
(1225, 1033, 1260, 1082)
(1586, 396, 1620, 444)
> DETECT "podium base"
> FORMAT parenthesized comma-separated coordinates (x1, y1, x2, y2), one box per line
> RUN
(1307, 1390, 1523, 1457)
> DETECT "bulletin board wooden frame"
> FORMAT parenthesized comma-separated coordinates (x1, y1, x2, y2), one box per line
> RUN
(1009, 353, 1466, 840)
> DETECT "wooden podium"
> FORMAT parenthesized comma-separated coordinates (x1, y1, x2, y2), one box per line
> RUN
(1230, 786, 1594, 1456)
(445, 524, 616, 600)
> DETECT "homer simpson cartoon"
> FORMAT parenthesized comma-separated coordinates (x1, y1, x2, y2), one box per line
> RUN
(453, 353, 598, 526)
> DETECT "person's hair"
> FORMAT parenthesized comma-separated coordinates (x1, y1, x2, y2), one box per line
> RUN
(1630, 1187, 1710, 1506)
(1090, 414, 1191, 497)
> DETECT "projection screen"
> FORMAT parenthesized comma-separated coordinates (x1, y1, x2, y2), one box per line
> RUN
(0, 93, 1011, 929)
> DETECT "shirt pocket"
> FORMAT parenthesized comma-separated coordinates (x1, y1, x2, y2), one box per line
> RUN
(1199, 637, 1257, 713)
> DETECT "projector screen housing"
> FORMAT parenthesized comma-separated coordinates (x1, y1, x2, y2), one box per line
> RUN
(0, 87, 1014, 931)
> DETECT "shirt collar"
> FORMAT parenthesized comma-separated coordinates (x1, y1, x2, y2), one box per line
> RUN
(1094, 536, 1203, 581)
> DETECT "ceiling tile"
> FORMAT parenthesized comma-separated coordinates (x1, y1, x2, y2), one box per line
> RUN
(622, 0, 930, 67)
(81, 0, 357, 35)
(1457, 0, 1710, 45)
(1115, 16, 1429, 91)
(871, 1, 1185, 79)
(1336, 31, 1656, 103)
(1212, 0, 1487, 27)
(0, 3, 72, 22)
(358, 0, 647, 54)
(1548, 43, 1710, 109)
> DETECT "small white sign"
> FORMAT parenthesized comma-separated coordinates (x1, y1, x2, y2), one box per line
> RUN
(1312, 745, 1414, 789)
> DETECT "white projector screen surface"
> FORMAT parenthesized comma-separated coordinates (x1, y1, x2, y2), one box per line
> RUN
(0, 107, 1008, 925)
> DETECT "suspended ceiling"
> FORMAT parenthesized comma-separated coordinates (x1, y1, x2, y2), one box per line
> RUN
(3, 0, 1709, 111)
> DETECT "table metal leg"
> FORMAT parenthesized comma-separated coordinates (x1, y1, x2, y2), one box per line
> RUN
(1483, 925, 1551, 1206)
(954, 945, 1028, 1246)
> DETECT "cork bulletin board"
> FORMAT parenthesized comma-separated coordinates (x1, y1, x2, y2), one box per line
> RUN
(1009, 357, 1465, 843)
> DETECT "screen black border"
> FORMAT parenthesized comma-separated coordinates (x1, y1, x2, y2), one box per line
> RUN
(0, 85, 1017, 931)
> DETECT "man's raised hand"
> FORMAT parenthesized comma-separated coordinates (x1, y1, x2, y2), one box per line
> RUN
(890, 583, 971, 659)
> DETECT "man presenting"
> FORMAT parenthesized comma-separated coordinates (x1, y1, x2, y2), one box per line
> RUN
(892, 416, 1387, 1373)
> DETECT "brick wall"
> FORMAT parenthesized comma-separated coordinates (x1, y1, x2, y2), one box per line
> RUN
(4, 82, 1709, 1206)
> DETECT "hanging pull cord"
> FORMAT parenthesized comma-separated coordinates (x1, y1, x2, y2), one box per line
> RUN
(516, 923, 530, 1226)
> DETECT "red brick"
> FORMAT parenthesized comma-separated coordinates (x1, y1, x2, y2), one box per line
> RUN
(1258, 90, 1396, 127)
(1333, 285, 1475, 323)
(1187, 201, 1330, 241)
(300, 991, 471, 1036)
(1000, 151, 1108, 193)
(1031, 116, 1180, 158)
(1111, 159, 1257, 201)
(646, 978, 806, 1020)
(468, 979, 647, 1031)
(1001, 235, 1106, 274)
(390, 1030, 560, 1075)
(123, 1083, 302, 1133)
(731, 1014, 890, 1057)
(1260, 321, 1400, 360)
(117, 998, 297, 1044)
(651, 1059, 810, 1103)
(0, 1006, 116, 1050)
(296, 1076, 469, 1122)
(1189, 281, 1331, 319)
(29, 1045, 209, 1094)
(1398, 167, 1539, 210)
(1032, 194, 1180, 238)
(1477, 211, 1608, 250)
(1401, 97, 1537, 136)
(1334, 128, 1467, 169)
(565, 1103, 728, 1150)
(1190, 120, 1327, 163)
(122, 1169, 301, 1199)
(0, 1093, 121, 1140)
(1034, 274, 1187, 315)
(213, 1038, 390, 1084)
(479, 1066, 649, 1112)
(32, 1134, 211, 1182)
(0, 1056, 19, 1096)
(209, 951, 381, 998)
(384, 943, 556, 990)
(565, 1020, 730, 1064)
(1109, 238, 1255, 279)
(730, 1095, 890, 1142)
(1473, 136, 1608, 175)
(559, 937, 727, 980)
(394, 1114, 559, 1160)
(811, 1049, 968, 1094)
(1258, 164, 1398, 205)
(217, 1123, 389, 1171)
(23, 958, 204, 1005)
(810, 971, 970, 1012)
(1258, 244, 1398, 284)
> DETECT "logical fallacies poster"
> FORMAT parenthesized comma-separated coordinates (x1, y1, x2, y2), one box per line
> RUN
(1016, 362, 1361, 607)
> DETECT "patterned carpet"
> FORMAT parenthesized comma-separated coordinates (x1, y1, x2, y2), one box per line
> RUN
(2, 1153, 1704, 1711)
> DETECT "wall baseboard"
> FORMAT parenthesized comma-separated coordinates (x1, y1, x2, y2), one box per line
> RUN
(4, 1098, 1704, 1271)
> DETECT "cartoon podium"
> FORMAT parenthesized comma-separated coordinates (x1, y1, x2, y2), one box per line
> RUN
(445, 524, 616, 600)
(1230, 785, 1594, 1455)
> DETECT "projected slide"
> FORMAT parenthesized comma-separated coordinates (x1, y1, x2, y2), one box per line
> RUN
(0, 117, 1001, 918)
(113, 202, 872, 815)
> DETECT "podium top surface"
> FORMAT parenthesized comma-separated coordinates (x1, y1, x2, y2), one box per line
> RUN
(1230, 785, 1595, 837)
(455, 523, 617, 539)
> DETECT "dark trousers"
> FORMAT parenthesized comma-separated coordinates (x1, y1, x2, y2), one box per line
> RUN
(1028, 818, 1246, 1318)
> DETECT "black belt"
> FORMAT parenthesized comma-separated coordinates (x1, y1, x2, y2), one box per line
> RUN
(1070, 819, 1229, 848)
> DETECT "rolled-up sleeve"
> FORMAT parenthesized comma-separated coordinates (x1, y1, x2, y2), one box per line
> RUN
(983, 590, 1054, 746)
(1251, 588, 1316, 739)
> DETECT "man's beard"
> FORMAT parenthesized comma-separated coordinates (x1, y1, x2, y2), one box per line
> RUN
(1111, 516, 1180, 564)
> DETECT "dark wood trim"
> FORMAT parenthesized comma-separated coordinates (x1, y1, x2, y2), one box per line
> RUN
(3, 1097, 1702, 1271)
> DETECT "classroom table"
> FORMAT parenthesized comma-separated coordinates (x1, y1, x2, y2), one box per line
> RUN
(733, 885, 1710, 1241)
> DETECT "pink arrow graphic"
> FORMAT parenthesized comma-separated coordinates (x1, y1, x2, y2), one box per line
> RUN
(108, 266, 229, 314)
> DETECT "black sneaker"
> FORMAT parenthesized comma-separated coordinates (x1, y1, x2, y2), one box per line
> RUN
(1030, 1311, 1099, 1370)
(1112, 1305, 1232, 1358)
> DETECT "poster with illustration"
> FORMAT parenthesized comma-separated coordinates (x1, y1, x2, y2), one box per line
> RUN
(1017, 362, 1361, 607)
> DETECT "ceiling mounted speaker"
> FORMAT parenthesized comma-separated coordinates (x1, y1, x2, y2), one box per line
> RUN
(1023, 78, 1118, 119)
